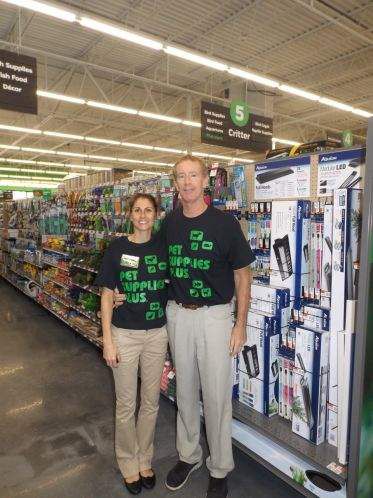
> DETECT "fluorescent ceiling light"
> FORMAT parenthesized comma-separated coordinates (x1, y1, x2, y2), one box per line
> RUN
(143, 161, 172, 166)
(0, 173, 63, 181)
(2, 0, 76, 22)
(351, 108, 373, 118)
(272, 138, 301, 146)
(279, 84, 320, 101)
(79, 17, 163, 50)
(0, 144, 21, 150)
(164, 46, 228, 71)
(1, 157, 110, 171)
(0, 180, 59, 188)
(138, 111, 182, 123)
(37, 90, 85, 105)
(56, 151, 86, 158)
(117, 158, 140, 164)
(182, 120, 201, 127)
(85, 137, 121, 145)
(133, 170, 163, 176)
(0, 167, 66, 175)
(153, 146, 185, 154)
(228, 67, 280, 88)
(87, 100, 138, 115)
(87, 154, 117, 161)
(21, 147, 56, 154)
(122, 142, 154, 150)
(0, 124, 41, 134)
(3, 158, 36, 164)
(319, 97, 354, 112)
(44, 131, 84, 140)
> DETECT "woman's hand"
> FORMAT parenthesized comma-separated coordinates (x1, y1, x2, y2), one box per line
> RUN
(113, 287, 126, 308)
(103, 341, 120, 368)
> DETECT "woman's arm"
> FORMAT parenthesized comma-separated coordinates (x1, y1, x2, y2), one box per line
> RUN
(101, 287, 120, 367)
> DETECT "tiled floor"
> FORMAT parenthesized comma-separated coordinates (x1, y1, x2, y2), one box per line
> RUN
(0, 279, 302, 498)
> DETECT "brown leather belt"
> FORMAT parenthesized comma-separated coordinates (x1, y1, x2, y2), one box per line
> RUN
(178, 302, 205, 310)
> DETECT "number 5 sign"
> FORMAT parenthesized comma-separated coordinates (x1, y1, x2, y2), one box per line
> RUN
(230, 100, 250, 127)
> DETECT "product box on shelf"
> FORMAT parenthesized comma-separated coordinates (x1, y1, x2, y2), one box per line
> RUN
(292, 326, 330, 445)
(278, 355, 295, 420)
(232, 354, 240, 399)
(321, 204, 333, 308)
(328, 188, 362, 446)
(295, 304, 330, 332)
(250, 282, 291, 346)
(239, 310, 279, 417)
(270, 201, 311, 309)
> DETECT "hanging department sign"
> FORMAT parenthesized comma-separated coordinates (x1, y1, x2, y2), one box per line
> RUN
(201, 100, 273, 152)
(0, 49, 37, 115)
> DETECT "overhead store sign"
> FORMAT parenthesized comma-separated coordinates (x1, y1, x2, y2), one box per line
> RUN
(0, 49, 37, 115)
(201, 100, 273, 152)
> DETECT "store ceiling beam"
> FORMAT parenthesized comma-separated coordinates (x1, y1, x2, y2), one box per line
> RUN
(293, 0, 373, 46)
(0, 39, 228, 103)
(246, 3, 371, 71)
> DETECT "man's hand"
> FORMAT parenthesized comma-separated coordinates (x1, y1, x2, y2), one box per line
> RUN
(229, 323, 247, 356)
(103, 341, 120, 368)
(113, 287, 126, 308)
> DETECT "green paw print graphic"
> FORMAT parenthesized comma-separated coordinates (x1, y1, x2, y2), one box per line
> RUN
(146, 302, 164, 320)
(192, 280, 203, 289)
(145, 255, 157, 273)
(189, 230, 213, 251)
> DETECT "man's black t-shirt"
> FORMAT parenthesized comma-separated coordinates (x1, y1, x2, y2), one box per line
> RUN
(95, 236, 168, 330)
(162, 206, 255, 305)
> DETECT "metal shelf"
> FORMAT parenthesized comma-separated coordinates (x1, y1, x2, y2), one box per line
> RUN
(70, 262, 98, 274)
(71, 281, 100, 296)
(232, 400, 346, 485)
(42, 247, 70, 257)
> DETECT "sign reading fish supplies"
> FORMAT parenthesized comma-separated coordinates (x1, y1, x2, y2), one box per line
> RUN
(254, 156, 311, 200)
(201, 100, 273, 152)
(317, 148, 365, 197)
(0, 49, 37, 115)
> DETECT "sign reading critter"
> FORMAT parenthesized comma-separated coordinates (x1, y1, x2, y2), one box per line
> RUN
(201, 100, 272, 152)
(0, 49, 37, 114)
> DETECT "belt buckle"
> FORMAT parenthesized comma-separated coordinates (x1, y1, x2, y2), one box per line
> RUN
(181, 303, 200, 310)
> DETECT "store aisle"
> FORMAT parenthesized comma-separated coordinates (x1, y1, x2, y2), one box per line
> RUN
(0, 280, 301, 498)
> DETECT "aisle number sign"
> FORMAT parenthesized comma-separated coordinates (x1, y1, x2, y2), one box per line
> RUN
(201, 100, 273, 152)
(0, 49, 37, 114)
(230, 100, 250, 127)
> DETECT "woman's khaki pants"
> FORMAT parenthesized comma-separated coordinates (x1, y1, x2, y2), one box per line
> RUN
(111, 324, 168, 478)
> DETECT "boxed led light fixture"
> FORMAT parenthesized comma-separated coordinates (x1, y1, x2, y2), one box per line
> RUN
(239, 310, 279, 416)
(270, 201, 311, 309)
(292, 326, 330, 445)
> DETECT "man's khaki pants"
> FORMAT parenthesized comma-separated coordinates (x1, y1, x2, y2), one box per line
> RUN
(166, 301, 234, 479)
(111, 324, 168, 478)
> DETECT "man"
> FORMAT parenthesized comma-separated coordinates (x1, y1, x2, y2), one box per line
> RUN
(117, 155, 254, 498)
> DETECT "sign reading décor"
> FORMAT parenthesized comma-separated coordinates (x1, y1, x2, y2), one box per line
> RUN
(201, 100, 273, 152)
(0, 49, 37, 115)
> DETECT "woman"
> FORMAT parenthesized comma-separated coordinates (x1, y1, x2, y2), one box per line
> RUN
(96, 193, 168, 495)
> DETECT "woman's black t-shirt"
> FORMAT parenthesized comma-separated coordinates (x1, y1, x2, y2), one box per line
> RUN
(95, 235, 168, 330)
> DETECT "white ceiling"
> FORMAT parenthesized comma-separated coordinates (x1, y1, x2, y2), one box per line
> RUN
(0, 0, 372, 176)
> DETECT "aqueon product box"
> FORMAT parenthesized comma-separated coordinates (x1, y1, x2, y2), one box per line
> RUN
(232, 354, 239, 399)
(239, 311, 279, 417)
(321, 204, 333, 308)
(292, 326, 330, 445)
(329, 189, 362, 417)
(270, 201, 311, 309)
(296, 304, 330, 332)
(251, 283, 291, 347)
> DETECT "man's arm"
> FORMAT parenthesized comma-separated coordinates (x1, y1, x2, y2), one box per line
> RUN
(229, 266, 251, 356)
